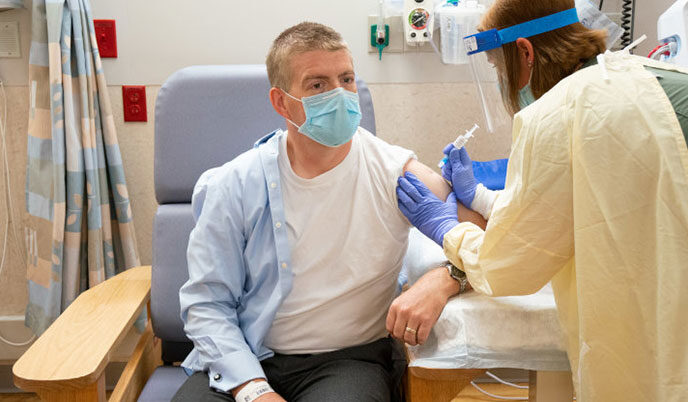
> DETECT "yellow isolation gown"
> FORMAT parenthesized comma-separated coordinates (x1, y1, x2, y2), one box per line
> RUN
(443, 51, 688, 401)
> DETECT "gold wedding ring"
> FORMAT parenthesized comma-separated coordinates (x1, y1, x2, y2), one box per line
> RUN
(405, 327, 417, 334)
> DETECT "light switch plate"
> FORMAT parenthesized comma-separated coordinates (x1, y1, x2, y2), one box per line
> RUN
(0, 21, 20, 58)
(94, 19, 117, 58)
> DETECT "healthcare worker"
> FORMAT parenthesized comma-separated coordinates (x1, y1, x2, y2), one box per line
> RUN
(396, 0, 688, 400)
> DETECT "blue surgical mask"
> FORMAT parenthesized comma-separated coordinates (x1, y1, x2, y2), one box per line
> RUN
(283, 87, 362, 147)
(518, 83, 536, 109)
(497, 76, 536, 111)
(518, 67, 537, 110)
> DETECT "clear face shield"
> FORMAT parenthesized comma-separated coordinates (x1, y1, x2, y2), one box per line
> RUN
(464, 40, 507, 132)
(463, 8, 581, 126)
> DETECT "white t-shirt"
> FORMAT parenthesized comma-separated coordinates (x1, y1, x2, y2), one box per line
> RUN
(263, 128, 415, 354)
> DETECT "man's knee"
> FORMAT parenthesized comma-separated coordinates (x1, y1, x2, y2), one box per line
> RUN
(296, 359, 394, 402)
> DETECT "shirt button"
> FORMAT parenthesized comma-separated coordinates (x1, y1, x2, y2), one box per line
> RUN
(270, 182, 277, 189)
(281, 262, 288, 269)
(213, 373, 222, 381)
(275, 222, 282, 228)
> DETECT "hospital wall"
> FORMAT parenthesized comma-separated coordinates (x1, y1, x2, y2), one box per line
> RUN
(0, 0, 674, 329)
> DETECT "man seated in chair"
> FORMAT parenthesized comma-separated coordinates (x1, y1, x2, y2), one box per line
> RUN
(174, 22, 486, 402)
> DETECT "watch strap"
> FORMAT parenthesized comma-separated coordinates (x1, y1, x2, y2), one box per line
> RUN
(445, 262, 467, 294)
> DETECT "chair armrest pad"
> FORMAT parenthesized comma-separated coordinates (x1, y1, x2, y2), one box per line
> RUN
(13, 266, 152, 391)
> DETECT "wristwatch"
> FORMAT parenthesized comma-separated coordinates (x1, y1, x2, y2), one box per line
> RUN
(444, 262, 468, 294)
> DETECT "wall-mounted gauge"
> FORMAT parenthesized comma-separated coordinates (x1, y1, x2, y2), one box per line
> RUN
(404, 0, 434, 45)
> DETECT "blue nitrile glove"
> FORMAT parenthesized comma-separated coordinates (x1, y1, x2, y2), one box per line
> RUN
(441, 144, 478, 208)
(472, 158, 508, 191)
(396, 172, 460, 246)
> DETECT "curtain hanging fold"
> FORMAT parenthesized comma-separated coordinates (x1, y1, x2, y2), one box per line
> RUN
(25, 0, 140, 335)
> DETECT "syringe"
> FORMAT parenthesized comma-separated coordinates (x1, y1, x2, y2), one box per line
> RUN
(438, 123, 479, 168)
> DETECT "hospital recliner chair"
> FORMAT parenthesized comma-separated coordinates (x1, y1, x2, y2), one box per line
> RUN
(140, 65, 379, 401)
(12, 64, 378, 402)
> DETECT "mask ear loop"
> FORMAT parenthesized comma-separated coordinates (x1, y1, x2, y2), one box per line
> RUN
(524, 42, 534, 83)
(280, 89, 305, 130)
(526, 59, 534, 87)
(281, 88, 302, 103)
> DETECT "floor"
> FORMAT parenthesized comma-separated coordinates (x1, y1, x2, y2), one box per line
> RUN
(0, 383, 533, 401)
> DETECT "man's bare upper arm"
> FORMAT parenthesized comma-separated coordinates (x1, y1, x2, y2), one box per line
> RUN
(403, 159, 487, 230)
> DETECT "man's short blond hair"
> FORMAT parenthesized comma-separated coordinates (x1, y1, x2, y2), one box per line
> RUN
(266, 22, 350, 91)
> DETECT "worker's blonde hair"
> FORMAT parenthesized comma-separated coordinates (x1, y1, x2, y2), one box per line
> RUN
(266, 22, 350, 91)
(479, 0, 607, 114)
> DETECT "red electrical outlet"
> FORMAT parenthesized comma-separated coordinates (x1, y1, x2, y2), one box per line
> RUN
(122, 86, 147, 122)
(94, 19, 117, 58)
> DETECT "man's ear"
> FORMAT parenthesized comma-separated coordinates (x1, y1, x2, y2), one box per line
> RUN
(515, 38, 534, 89)
(269, 87, 290, 120)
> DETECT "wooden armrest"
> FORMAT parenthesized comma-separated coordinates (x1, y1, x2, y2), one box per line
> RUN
(13, 265, 152, 396)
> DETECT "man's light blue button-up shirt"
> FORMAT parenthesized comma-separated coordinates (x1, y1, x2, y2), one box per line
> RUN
(179, 130, 294, 392)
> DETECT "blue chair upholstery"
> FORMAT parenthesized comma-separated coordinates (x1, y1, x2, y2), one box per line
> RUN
(138, 64, 376, 401)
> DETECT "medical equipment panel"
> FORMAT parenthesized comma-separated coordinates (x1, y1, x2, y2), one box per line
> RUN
(657, 0, 688, 67)
(437, 1, 484, 64)
(404, 0, 434, 45)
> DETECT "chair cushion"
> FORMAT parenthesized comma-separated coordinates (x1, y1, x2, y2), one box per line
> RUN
(137, 366, 188, 402)
(151, 204, 195, 343)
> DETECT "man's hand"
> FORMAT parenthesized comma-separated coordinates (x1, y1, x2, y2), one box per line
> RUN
(254, 394, 286, 402)
(386, 267, 461, 346)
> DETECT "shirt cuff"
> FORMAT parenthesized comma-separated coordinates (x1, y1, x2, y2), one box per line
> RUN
(207, 350, 267, 393)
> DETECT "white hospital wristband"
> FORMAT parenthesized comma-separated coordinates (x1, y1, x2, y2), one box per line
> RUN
(470, 184, 500, 220)
(235, 380, 274, 402)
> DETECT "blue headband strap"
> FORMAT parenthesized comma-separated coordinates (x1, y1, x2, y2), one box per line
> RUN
(499, 8, 579, 44)
(464, 8, 579, 55)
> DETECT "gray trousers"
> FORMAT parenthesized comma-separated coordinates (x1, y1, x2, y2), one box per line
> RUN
(172, 337, 406, 402)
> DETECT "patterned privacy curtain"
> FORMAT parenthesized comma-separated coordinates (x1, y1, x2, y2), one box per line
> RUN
(25, 0, 140, 335)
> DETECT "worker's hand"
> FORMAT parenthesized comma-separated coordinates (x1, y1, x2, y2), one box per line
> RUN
(386, 267, 458, 346)
(397, 172, 460, 246)
(441, 145, 478, 208)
